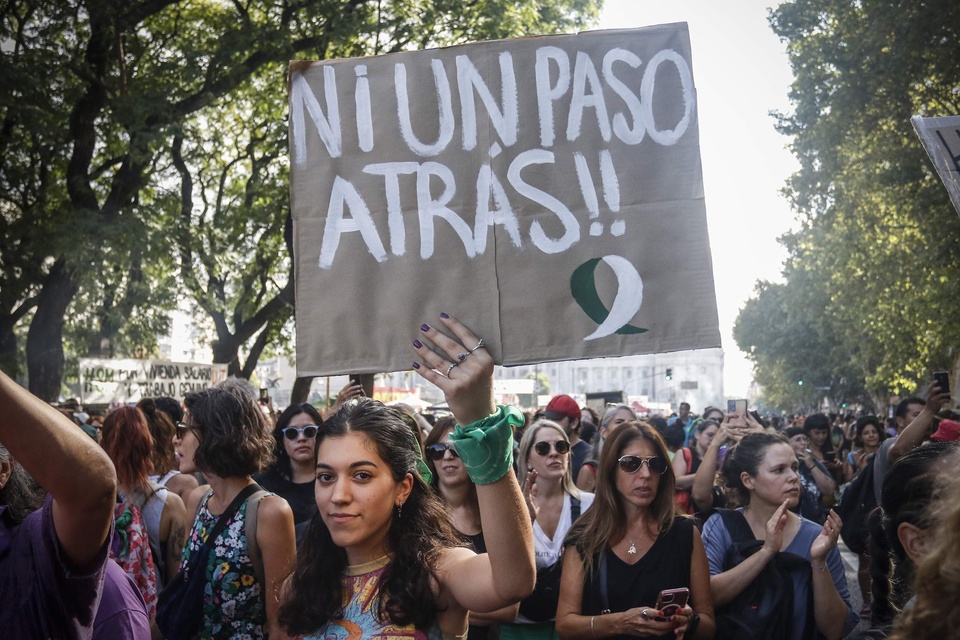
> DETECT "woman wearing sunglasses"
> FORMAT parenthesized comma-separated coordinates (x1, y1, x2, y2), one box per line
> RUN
(556, 421, 714, 639)
(425, 415, 518, 639)
(498, 419, 594, 640)
(174, 382, 297, 639)
(255, 403, 324, 530)
(701, 432, 857, 640)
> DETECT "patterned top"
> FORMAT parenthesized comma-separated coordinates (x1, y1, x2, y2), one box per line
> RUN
(182, 491, 264, 639)
(300, 556, 462, 640)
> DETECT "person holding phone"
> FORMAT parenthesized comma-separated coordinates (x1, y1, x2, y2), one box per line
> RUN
(555, 421, 714, 639)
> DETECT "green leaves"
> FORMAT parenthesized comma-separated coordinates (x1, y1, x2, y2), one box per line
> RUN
(738, 0, 960, 411)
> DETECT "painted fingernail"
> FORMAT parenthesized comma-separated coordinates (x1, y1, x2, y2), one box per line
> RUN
(439, 312, 449, 319)
(413, 339, 423, 348)
(421, 323, 430, 331)
(412, 362, 421, 369)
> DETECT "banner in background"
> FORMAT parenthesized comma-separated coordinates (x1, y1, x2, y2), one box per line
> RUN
(79, 358, 229, 404)
(290, 24, 720, 376)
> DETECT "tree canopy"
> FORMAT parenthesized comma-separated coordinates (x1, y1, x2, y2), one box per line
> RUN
(0, 0, 600, 400)
(735, 0, 960, 413)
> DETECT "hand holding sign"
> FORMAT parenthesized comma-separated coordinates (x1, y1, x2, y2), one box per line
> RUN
(412, 314, 494, 426)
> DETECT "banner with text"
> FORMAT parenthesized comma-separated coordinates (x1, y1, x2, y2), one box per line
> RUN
(290, 24, 720, 376)
(79, 358, 229, 404)
(912, 115, 960, 217)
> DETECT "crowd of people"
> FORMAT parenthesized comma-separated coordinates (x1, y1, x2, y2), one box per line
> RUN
(0, 325, 956, 640)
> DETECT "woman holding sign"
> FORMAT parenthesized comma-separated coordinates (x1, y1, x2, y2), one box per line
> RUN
(279, 314, 536, 639)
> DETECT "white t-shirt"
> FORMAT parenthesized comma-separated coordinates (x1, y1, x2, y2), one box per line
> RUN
(532, 491, 595, 568)
(515, 491, 594, 625)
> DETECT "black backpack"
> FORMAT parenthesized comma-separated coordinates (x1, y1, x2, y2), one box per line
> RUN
(835, 454, 877, 555)
(517, 497, 581, 622)
(714, 509, 816, 640)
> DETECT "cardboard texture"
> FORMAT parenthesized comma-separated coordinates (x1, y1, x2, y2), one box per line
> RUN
(912, 115, 960, 217)
(289, 24, 720, 376)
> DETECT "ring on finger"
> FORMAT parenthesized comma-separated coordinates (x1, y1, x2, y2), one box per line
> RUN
(456, 351, 470, 362)
(641, 609, 649, 619)
(469, 338, 486, 352)
(446, 363, 458, 376)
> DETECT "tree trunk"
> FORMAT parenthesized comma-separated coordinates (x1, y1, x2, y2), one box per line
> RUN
(26, 259, 81, 401)
(291, 376, 313, 405)
(0, 322, 20, 381)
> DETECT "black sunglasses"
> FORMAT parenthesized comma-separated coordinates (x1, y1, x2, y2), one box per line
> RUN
(282, 425, 319, 440)
(533, 440, 571, 456)
(425, 443, 460, 461)
(618, 455, 668, 474)
(176, 421, 199, 434)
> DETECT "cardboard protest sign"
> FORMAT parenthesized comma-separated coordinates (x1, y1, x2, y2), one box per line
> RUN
(79, 358, 228, 404)
(290, 24, 720, 376)
(912, 115, 960, 217)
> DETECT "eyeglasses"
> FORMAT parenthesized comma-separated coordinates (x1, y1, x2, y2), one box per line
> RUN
(618, 455, 668, 474)
(282, 425, 319, 440)
(176, 422, 199, 435)
(425, 443, 460, 461)
(533, 440, 571, 456)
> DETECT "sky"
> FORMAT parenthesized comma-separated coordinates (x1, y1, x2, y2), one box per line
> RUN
(596, 1, 801, 397)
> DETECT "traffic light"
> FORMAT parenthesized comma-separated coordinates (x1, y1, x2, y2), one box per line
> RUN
(665, 368, 673, 380)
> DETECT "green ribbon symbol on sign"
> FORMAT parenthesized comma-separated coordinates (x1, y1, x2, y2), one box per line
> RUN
(570, 255, 648, 341)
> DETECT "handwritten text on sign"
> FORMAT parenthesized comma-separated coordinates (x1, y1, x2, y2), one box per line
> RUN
(79, 358, 229, 404)
(290, 25, 721, 376)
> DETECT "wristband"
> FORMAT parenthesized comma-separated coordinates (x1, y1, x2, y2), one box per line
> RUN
(450, 405, 522, 484)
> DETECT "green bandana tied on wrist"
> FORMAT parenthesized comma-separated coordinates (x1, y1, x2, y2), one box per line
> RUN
(450, 405, 522, 485)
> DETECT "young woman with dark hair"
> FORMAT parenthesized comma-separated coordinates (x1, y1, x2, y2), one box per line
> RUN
(843, 416, 886, 484)
(278, 315, 535, 639)
(702, 432, 858, 640)
(859, 442, 960, 636)
(176, 382, 297, 639)
(556, 421, 714, 639)
(101, 407, 189, 598)
(255, 403, 324, 528)
(887, 450, 960, 640)
(138, 397, 200, 504)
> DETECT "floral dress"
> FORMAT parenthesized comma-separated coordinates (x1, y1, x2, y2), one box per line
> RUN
(182, 491, 265, 639)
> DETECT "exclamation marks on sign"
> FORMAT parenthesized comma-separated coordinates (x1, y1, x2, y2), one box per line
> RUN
(574, 150, 623, 237)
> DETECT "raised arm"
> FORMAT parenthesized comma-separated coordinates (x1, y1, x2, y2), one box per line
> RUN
(889, 381, 950, 463)
(414, 315, 536, 610)
(0, 371, 116, 571)
(692, 418, 739, 510)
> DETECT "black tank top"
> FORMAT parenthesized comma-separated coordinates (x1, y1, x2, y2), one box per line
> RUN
(581, 518, 695, 640)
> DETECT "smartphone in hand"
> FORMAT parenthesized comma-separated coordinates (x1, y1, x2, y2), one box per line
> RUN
(934, 371, 950, 394)
(653, 587, 689, 619)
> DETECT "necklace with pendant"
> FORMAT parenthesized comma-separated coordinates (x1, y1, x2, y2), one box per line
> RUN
(626, 527, 645, 554)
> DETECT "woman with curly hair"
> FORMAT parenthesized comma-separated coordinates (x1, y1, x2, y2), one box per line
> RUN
(175, 381, 297, 639)
(556, 421, 714, 639)
(278, 315, 535, 639)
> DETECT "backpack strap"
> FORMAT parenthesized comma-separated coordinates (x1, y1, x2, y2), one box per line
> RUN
(716, 508, 756, 543)
(244, 486, 270, 594)
(202, 484, 260, 547)
(570, 496, 581, 522)
(598, 550, 611, 614)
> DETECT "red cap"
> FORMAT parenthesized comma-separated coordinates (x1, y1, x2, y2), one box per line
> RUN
(930, 419, 960, 442)
(543, 395, 580, 422)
